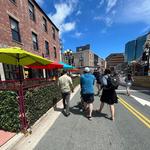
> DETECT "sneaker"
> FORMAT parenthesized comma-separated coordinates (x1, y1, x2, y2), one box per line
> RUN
(110, 117, 115, 121)
(65, 113, 71, 117)
(87, 116, 92, 121)
(79, 108, 83, 112)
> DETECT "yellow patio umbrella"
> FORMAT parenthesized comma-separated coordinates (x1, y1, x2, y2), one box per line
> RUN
(0, 47, 52, 131)
(0, 47, 51, 66)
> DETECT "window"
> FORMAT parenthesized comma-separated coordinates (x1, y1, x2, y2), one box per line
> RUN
(45, 41, 49, 55)
(43, 17, 47, 32)
(3, 64, 23, 80)
(32, 32, 38, 50)
(9, 17, 21, 42)
(54, 47, 57, 58)
(29, 1, 35, 21)
(52, 27, 55, 40)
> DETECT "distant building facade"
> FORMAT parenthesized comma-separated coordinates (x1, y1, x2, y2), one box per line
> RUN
(0, 0, 60, 80)
(62, 44, 105, 71)
(106, 53, 124, 71)
(76, 44, 90, 52)
(74, 44, 104, 70)
(73, 50, 94, 68)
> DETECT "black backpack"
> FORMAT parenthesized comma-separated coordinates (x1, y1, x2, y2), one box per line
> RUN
(106, 76, 119, 89)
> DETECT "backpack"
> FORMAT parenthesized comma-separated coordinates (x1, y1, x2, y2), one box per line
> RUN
(98, 74, 103, 84)
(105, 75, 119, 89)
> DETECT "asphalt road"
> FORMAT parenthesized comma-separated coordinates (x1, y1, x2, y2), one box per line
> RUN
(12, 85, 150, 150)
(34, 85, 150, 150)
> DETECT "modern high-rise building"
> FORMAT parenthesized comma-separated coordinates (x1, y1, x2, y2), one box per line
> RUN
(125, 40, 136, 63)
(125, 33, 148, 63)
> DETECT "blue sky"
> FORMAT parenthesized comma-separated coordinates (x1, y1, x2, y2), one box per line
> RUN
(36, 0, 150, 59)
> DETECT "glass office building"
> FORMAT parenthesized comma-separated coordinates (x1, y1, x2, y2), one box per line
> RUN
(125, 34, 147, 63)
(125, 40, 136, 63)
(136, 34, 147, 59)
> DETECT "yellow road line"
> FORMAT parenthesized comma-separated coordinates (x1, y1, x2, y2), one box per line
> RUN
(118, 96, 150, 128)
(118, 96, 150, 124)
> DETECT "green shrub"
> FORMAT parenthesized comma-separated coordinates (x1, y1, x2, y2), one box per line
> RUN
(72, 77, 80, 87)
(25, 81, 62, 126)
(0, 77, 80, 132)
(0, 91, 20, 132)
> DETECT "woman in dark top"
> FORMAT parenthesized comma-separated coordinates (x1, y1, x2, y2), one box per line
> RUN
(96, 69, 118, 121)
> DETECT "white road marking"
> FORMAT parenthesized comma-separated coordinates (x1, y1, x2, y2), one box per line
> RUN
(116, 90, 150, 92)
(130, 95, 150, 107)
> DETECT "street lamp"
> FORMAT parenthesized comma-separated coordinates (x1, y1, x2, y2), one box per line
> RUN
(64, 49, 74, 65)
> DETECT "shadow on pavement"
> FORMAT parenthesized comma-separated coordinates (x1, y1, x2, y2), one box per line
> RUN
(70, 103, 111, 121)
(117, 93, 127, 96)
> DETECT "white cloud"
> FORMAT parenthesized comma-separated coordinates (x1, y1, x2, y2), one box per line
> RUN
(61, 22, 76, 32)
(35, 0, 44, 6)
(97, 0, 104, 8)
(105, 17, 113, 27)
(93, 16, 103, 21)
(94, 1, 117, 28)
(48, 0, 78, 35)
(75, 32, 83, 38)
(116, 0, 150, 25)
(93, 16, 113, 27)
(106, 0, 118, 13)
(76, 10, 82, 16)
(111, 10, 116, 15)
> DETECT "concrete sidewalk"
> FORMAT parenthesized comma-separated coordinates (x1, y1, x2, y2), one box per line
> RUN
(9, 85, 128, 150)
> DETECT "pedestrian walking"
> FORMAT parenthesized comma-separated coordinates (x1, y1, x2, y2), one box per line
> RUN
(96, 69, 118, 121)
(58, 70, 74, 117)
(93, 68, 101, 95)
(125, 73, 134, 96)
(80, 67, 95, 120)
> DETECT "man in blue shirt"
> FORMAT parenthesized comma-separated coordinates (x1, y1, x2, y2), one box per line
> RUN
(80, 67, 95, 120)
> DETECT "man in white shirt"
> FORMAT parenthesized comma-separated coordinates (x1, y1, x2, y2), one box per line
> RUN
(58, 70, 74, 116)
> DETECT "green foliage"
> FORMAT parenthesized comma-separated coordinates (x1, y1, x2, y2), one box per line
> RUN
(25, 81, 62, 126)
(25, 78, 79, 127)
(72, 77, 80, 87)
(0, 91, 20, 132)
(0, 77, 80, 132)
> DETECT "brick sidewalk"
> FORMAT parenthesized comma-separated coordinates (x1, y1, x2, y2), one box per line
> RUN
(0, 130, 15, 147)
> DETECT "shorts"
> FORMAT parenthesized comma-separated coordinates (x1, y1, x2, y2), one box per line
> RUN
(96, 80, 101, 84)
(82, 94, 94, 104)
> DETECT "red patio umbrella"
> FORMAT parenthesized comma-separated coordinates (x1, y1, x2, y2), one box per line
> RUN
(68, 68, 80, 72)
(27, 61, 63, 69)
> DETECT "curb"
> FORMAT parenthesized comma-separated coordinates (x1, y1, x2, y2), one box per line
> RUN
(0, 85, 80, 150)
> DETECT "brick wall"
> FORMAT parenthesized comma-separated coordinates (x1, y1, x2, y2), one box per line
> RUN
(0, 0, 60, 61)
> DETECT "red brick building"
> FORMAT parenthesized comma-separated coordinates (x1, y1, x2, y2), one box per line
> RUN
(0, 0, 60, 80)
(106, 53, 124, 72)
